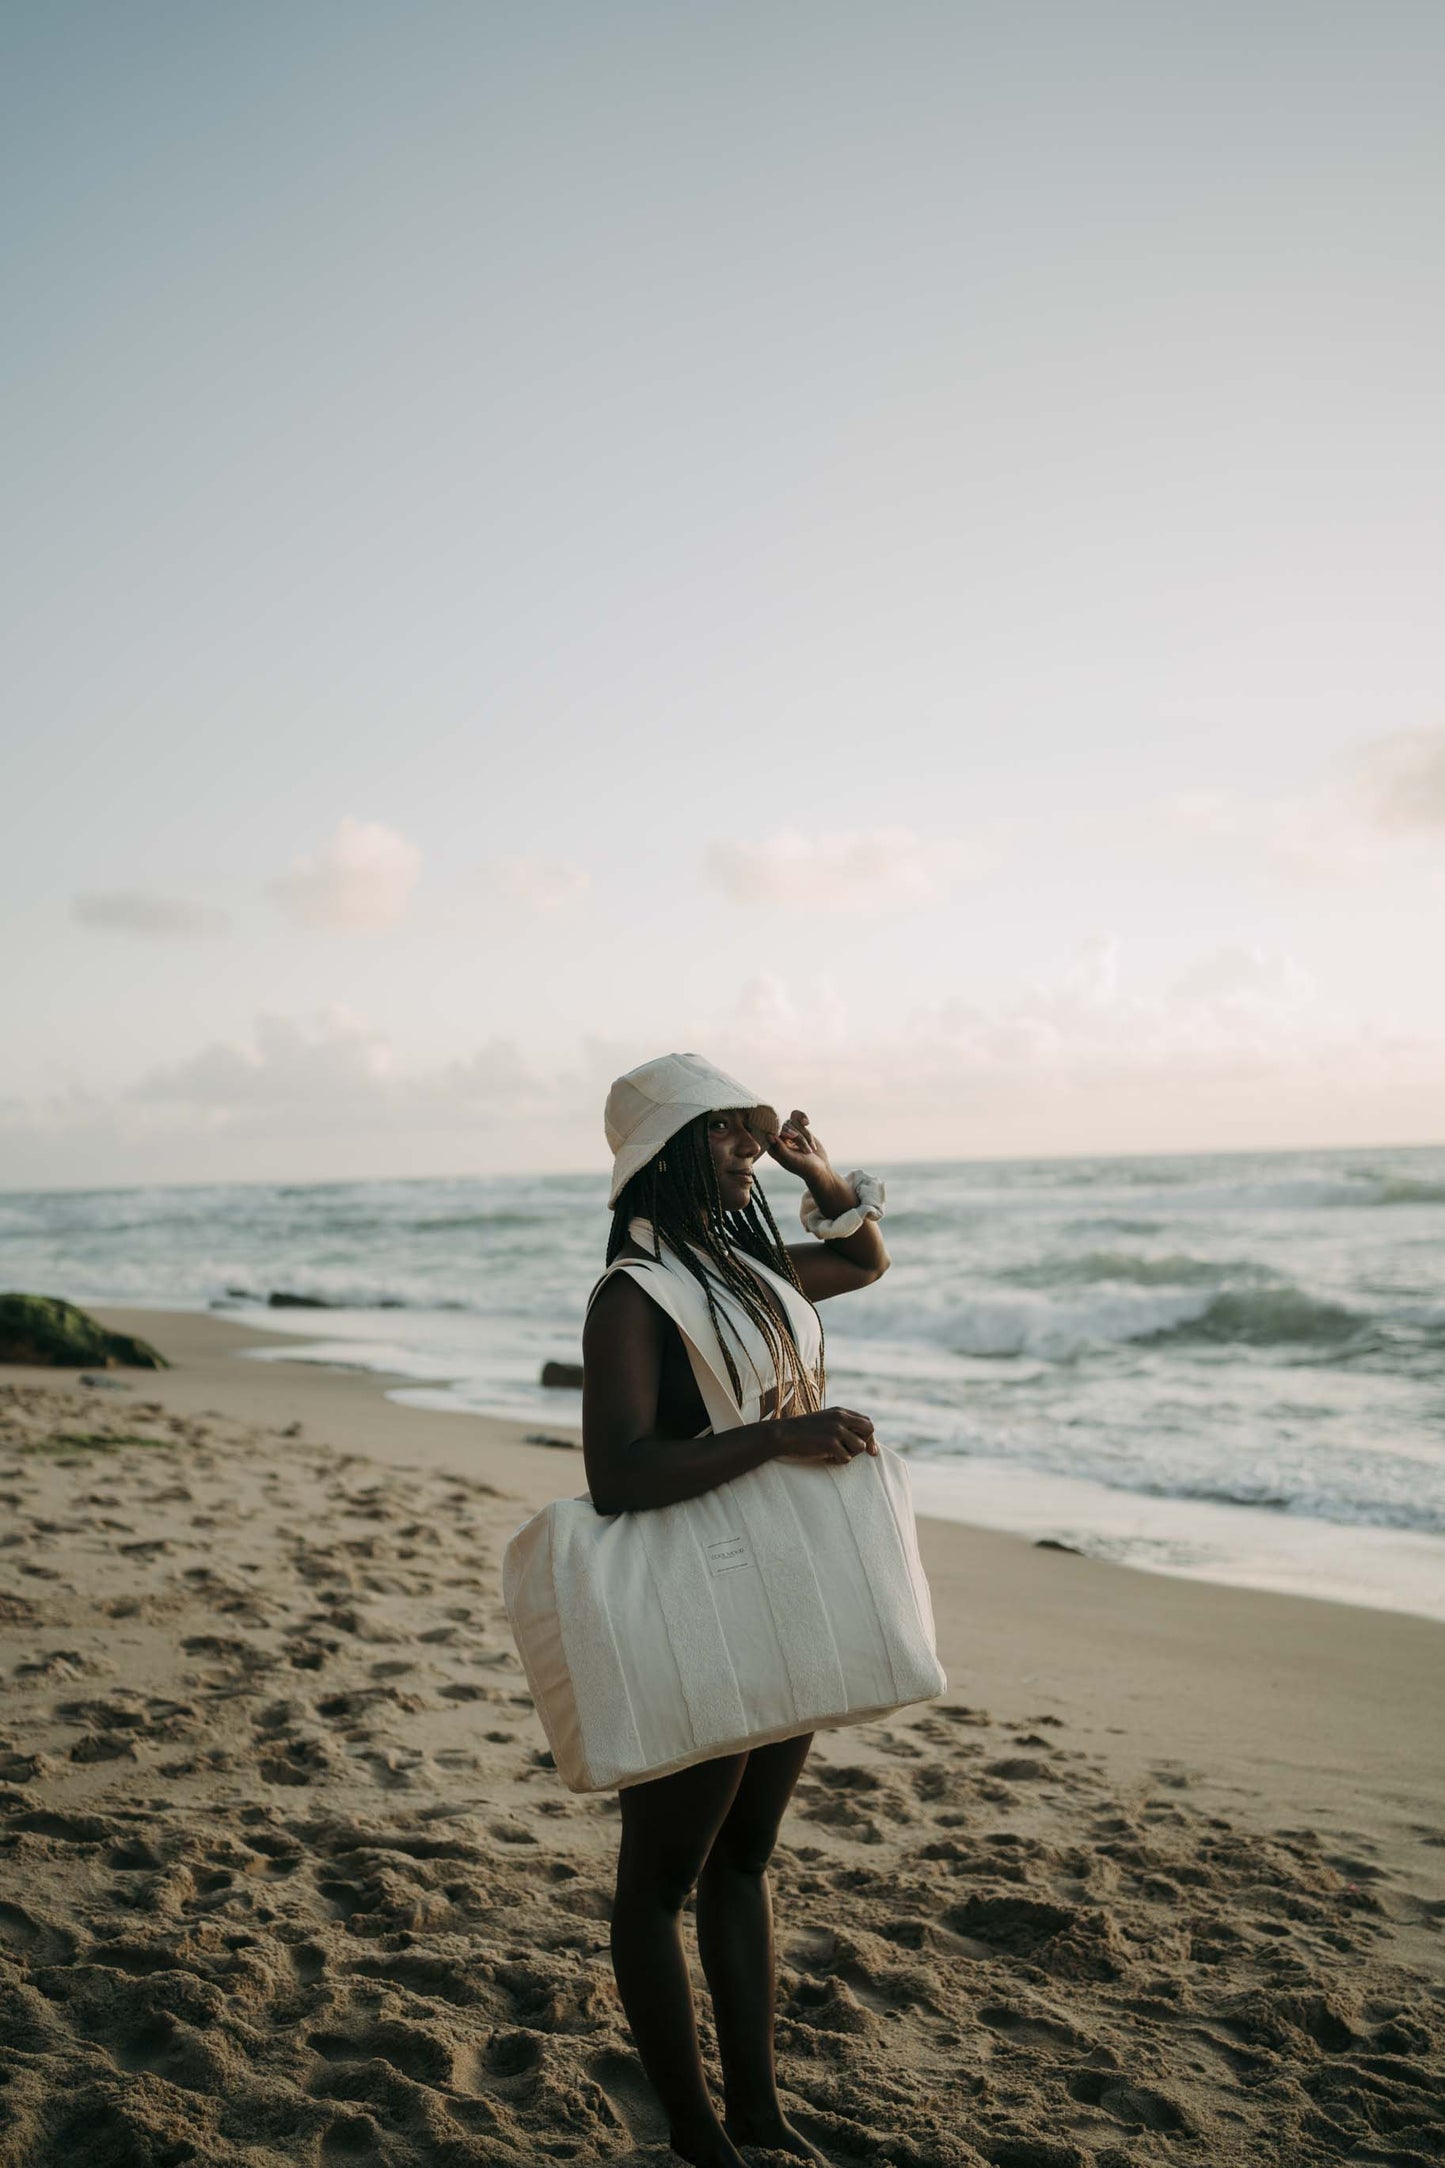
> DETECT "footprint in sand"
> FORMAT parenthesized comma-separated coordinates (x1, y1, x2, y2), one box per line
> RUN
(1065, 2065, 1194, 2133)
(978, 2000, 1091, 2056)
(309, 2017, 456, 2086)
(0, 1748, 52, 1783)
(875, 1736, 926, 1759)
(0, 1899, 76, 1965)
(588, 2045, 668, 2146)
(258, 1735, 336, 1786)
(804, 1764, 914, 1824)
(482, 2027, 545, 2087)
(320, 2110, 385, 2163)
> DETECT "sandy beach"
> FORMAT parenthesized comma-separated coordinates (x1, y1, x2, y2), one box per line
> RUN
(2, 1308, 1442, 2168)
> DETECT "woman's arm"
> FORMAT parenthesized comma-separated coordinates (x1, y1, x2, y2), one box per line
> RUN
(582, 1272, 875, 1514)
(766, 1110, 890, 1302)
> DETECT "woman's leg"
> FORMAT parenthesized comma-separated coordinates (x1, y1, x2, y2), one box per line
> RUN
(695, 1731, 821, 2158)
(612, 1749, 750, 2166)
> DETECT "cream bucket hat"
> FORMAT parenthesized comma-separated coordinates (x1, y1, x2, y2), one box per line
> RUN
(604, 1052, 779, 1208)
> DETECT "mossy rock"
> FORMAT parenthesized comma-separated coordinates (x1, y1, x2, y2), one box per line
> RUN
(0, 1293, 168, 1370)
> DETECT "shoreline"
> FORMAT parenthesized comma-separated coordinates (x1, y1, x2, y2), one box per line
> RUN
(76, 1309, 1445, 1856)
(113, 1293, 1445, 1628)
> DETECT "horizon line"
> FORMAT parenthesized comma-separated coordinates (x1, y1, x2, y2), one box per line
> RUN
(3, 1131, 1442, 1202)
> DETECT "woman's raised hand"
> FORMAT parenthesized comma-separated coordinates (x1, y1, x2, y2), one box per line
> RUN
(764, 1108, 832, 1188)
(769, 1406, 877, 1465)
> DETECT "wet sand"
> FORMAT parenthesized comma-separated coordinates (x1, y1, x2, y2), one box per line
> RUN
(1, 1308, 1441, 2166)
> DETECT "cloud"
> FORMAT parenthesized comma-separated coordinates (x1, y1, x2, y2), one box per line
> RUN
(0, 1010, 586, 1185)
(1170, 944, 1312, 1007)
(136, 1008, 395, 1112)
(5, 933, 1443, 1189)
(126, 1010, 571, 1140)
(706, 828, 992, 911)
(687, 937, 1443, 1160)
(71, 890, 230, 939)
(271, 818, 421, 934)
(1089, 787, 1371, 886)
(483, 856, 590, 913)
(1357, 727, 1445, 835)
(1061, 934, 1120, 1004)
(1108, 730, 1445, 887)
(920, 936, 1316, 1068)
(730, 973, 849, 1045)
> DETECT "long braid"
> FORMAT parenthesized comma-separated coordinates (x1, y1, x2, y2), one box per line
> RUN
(727, 1179, 828, 1403)
(606, 1113, 825, 1415)
(740, 1179, 831, 1413)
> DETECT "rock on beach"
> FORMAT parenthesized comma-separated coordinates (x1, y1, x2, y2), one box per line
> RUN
(0, 1293, 167, 1370)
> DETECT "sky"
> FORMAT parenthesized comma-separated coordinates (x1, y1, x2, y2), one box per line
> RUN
(3, 1, 1443, 1189)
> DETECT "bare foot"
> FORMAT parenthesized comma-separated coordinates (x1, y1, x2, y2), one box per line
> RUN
(723, 2114, 832, 2164)
(669, 2121, 750, 2168)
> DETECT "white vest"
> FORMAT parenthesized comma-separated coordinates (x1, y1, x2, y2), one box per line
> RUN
(589, 1216, 823, 1432)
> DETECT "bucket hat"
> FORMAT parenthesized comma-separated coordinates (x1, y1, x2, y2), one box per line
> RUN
(604, 1052, 779, 1208)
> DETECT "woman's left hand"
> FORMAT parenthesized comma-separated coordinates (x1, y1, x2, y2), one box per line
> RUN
(765, 1106, 890, 1297)
(765, 1108, 833, 1190)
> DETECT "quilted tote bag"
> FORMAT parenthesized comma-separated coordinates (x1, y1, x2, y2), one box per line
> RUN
(501, 1244, 947, 1792)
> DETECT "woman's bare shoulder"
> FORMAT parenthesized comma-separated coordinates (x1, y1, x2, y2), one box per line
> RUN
(583, 1259, 665, 1342)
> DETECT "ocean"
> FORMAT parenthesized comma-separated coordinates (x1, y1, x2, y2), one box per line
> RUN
(4, 1144, 1443, 1622)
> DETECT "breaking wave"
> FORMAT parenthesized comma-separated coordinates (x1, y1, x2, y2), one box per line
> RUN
(1341, 1174, 1445, 1208)
(1143, 1287, 1368, 1348)
(883, 1280, 1370, 1360)
(1002, 1250, 1276, 1290)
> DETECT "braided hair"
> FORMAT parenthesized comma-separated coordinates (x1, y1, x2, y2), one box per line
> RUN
(606, 1112, 826, 1417)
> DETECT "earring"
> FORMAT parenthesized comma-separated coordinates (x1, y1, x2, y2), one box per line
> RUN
(657, 1154, 667, 1173)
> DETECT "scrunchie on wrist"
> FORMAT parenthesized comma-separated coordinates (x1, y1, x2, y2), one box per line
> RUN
(798, 1170, 886, 1241)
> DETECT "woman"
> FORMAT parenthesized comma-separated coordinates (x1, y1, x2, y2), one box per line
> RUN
(583, 1052, 890, 2168)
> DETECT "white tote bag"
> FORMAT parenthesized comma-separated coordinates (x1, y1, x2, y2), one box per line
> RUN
(502, 1242, 947, 1792)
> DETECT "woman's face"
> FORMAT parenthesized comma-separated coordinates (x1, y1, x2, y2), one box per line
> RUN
(705, 1108, 769, 1211)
